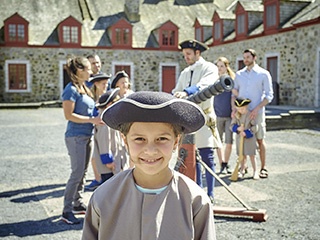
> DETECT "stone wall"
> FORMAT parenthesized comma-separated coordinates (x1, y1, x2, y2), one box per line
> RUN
(205, 23, 320, 107)
(1, 23, 319, 106)
(0, 47, 185, 103)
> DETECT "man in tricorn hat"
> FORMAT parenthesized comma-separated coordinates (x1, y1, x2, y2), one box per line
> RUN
(172, 39, 222, 203)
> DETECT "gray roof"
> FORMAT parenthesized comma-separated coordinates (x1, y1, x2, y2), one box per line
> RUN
(282, 0, 320, 27)
(0, 0, 215, 47)
(0, 0, 318, 48)
(214, 9, 236, 20)
(239, 0, 264, 12)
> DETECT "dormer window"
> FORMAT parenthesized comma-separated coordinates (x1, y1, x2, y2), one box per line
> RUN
(235, 3, 248, 39)
(111, 18, 132, 48)
(4, 13, 28, 46)
(264, 0, 279, 34)
(194, 19, 203, 42)
(159, 20, 178, 49)
(58, 16, 82, 47)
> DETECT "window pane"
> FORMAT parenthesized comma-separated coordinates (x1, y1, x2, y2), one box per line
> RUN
(18, 65, 26, 88)
(71, 27, 78, 43)
(266, 4, 276, 27)
(9, 24, 16, 41)
(17, 24, 25, 41)
(8, 64, 27, 89)
(169, 31, 175, 46)
(196, 28, 201, 42)
(237, 14, 245, 34)
(162, 30, 168, 45)
(214, 22, 221, 39)
(63, 26, 70, 43)
(115, 28, 121, 44)
(123, 29, 129, 44)
(267, 57, 278, 81)
(9, 64, 17, 88)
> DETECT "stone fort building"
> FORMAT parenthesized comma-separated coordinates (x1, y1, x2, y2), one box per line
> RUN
(0, 0, 319, 107)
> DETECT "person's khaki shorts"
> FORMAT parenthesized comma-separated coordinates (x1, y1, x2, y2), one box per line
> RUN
(216, 117, 233, 144)
(255, 112, 266, 140)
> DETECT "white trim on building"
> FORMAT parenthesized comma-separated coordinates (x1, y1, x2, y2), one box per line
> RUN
(5, 60, 32, 93)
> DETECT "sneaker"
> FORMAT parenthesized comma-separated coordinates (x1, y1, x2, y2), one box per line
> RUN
(209, 196, 215, 205)
(72, 203, 86, 214)
(84, 179, 101, 191)
(61, 212, 81, 225)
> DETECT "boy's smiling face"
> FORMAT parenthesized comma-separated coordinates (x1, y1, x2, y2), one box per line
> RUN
(122, 122, 180, 180)
(237, 105, 248, 115)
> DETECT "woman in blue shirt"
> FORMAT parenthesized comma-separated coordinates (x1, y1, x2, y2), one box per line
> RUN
(61, 56, 104, 224)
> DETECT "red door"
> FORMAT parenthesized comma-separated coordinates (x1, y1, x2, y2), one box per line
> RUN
(162, 66, 176, 93)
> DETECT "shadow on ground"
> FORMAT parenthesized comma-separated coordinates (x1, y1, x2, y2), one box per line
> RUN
(0, 215, 83, 237)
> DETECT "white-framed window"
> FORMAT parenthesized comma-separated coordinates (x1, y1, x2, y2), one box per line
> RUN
(111, 61, 135, 91)
(5, 60, 31, 93)
(159, 62, 180, 92)
(264, 52, 280, 84)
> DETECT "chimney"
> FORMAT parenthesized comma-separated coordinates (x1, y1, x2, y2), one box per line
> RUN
(124, 0, 140, 22)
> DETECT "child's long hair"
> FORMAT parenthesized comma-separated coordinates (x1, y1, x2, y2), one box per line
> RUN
(66, 56, 93, 98)
(215, 57, 236, 80)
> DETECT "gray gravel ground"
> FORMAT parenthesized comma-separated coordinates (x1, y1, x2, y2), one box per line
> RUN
(0, 108, 319, 239)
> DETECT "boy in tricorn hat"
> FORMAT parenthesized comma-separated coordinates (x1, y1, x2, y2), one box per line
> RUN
(230, 97, 259, 180)
(82, 91, 216, 239)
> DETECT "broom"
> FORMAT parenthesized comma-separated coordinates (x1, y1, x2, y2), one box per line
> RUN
(230, 124, 245, 181)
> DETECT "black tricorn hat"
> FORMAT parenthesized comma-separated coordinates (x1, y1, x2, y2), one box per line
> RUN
(111, 70, 129, 89)
(101, 91, 205, 134)
(235, 97, 251, 107)
(89, 73, 112, 83)
(178, 39, 209, 52)
(96, 88, 120, 108)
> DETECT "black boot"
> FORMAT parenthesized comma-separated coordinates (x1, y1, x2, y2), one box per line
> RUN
(220, 162, 227, 174)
